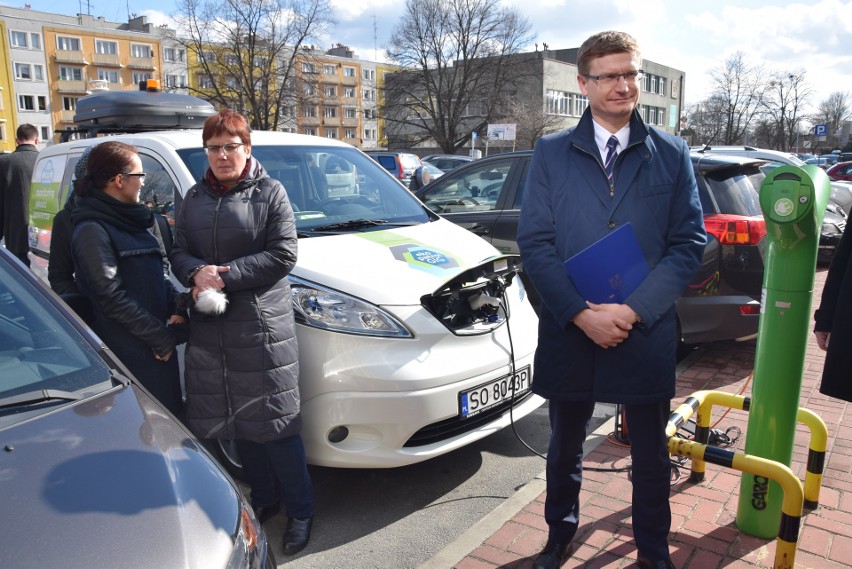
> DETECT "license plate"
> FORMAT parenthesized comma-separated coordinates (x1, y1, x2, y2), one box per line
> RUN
(459, 366, 531, 418)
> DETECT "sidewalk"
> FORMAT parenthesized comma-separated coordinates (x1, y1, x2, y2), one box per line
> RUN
(425, 269, 852, 568)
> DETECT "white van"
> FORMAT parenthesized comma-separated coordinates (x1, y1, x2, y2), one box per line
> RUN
(27, 90, 542, 469)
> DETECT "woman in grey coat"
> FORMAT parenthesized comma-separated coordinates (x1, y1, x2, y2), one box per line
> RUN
(170, 109, 314, 555)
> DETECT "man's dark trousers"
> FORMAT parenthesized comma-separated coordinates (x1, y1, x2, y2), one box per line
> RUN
(544, 399, 672, 560)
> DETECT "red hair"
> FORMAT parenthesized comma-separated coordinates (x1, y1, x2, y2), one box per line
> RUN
(202, 108, 251, 145)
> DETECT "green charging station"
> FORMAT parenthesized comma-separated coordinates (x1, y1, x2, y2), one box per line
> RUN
(736, 165, 831, 538)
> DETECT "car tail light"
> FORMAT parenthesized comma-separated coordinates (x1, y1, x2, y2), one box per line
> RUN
(740, 304, 761, 316)
(703, 214, 766, 245)
(395, 156, 405, 180)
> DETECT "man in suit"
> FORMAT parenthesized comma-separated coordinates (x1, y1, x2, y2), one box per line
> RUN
(517, 31, 706, 569)
(0, 124, 40, 266)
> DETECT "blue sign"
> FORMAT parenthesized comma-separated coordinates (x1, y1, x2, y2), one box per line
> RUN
(814, 124, 828, 137)
(472, 131, 478, 141)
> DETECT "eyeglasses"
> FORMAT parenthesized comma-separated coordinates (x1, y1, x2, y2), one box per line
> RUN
(122, 172, 146, 179)
(583, 70, 644, 86)
(204, 143, 245, 156)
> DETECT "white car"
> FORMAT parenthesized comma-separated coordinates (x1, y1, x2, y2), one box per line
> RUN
(27, 91, 542, 469)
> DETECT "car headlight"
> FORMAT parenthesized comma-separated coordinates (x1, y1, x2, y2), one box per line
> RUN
(289, 276, 413, 337)
(823, 221, 843, 235)
(225, 503, 269, 569)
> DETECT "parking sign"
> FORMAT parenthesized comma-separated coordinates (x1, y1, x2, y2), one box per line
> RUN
(814, 124, 828, 137)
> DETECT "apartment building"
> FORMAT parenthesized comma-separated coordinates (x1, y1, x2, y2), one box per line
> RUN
(0, 19, 18, 152)
(0, 6, 183, 145)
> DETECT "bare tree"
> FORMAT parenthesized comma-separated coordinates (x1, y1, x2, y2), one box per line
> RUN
(382, 0, 534, 153)
(762, 71, 811, 151)
(812, 91, 852, 149)
(499, 98, 564, 150)
(685, 99, 725, 147)
(172, 0, 333, 130)
(705, 52, 767, 145)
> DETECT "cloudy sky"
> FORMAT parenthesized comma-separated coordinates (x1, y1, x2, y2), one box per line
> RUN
(7, 0, 852, 115)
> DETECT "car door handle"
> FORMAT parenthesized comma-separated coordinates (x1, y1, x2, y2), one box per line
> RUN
(468, 224, 490, 236)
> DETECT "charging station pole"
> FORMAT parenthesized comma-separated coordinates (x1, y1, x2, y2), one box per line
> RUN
(736, 165, 830, 537)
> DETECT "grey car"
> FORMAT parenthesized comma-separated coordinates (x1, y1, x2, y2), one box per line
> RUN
(0, 248, 273, 569)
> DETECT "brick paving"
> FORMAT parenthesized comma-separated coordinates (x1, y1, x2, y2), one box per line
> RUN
(451, 269, 852, 568)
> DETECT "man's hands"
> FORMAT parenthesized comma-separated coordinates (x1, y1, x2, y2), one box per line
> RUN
(572, 302, 640, 349)
(814, 330, 830, 351)
(192, 265, 230, 300)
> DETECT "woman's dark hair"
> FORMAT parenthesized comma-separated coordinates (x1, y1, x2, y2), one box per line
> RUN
(202, 108, 251, 146)
(73, 141, 138, 197)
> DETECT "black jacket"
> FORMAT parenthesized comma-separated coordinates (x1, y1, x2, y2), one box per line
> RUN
(0, 144, 39, 266)
(814, 220, 852, 402)
(48, 192, 78, 295)
(170, 159, 301, 443)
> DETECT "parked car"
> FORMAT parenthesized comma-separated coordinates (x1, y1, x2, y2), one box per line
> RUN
(807, 157, 835, 169)
(694, 145, 852, 215)
(827, 161, 852, 182)
(422, 154, 475, 171)
(415, 150, 839, 344)
(27, 88, 543, 471)
(0, 246, 274, 569)
(363, 150, 422, 186)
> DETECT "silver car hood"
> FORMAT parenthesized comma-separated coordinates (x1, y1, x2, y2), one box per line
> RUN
(0, 385, 240, 569)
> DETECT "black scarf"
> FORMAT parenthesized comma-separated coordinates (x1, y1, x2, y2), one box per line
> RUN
(71, 190, 154, 234)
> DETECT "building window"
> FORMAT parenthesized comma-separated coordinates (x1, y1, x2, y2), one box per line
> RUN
(97, 69, 120, 83)
(95, 40, 117, 54)
(325, 128, 337, 139)
(33, 64, 44, 81)
(197, 74, 214, 88)
(40, 126, 50, 140)
(363, 89, 375, 101)
(343, 66, 355, 77)
(30, 33, 41, 49)
(131, 44, 152, 58)
(364, 109, 375, 120)
(14, 63, 32, 80)
(324, 85, 337, 97)
(323, 64, 336, 75)
(344, 107, 357, 119)
(63, 97, 78, 111)
(344, 87, 355, 98)
(10, 30, 28, 48)
(362, 69, 375, 81)
(132, 72, 153, 85)
(56, 36, 81, 51)
(165, 74, 188, 88)
(302, 62, 316, 74)
(59, 66, 83, 81)
(303, 127, 317, 136)
(303, 106, 317, 118)
(344, 128, 356, 139)
(658, 77, 666, 96)
(364, 128, 376, 140)
(303, 83, 316, 96)
(324, 106, 337, 118)
(18, 95, 47, 111)
(163, 47, 185, 62)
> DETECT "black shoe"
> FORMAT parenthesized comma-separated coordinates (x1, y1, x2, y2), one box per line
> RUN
(252, 502, 280, 524)
(636, 554, 676, 569)
(533, 540, 572, 569)
(282, 516, 313, 555)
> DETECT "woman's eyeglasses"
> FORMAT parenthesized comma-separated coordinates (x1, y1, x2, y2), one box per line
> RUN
(122, 172, 146, 179)
(204, 143, 245, 156)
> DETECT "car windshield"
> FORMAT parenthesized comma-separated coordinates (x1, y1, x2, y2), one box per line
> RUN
(177, 145, 430, 232)
(0, 263, 114, 423)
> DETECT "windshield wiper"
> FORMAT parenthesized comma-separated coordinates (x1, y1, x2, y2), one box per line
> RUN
(311, 219, 388, 232)
(0, 388, 83, 410)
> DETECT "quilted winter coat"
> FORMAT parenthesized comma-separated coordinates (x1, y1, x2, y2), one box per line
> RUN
(170, 158, 301, 442)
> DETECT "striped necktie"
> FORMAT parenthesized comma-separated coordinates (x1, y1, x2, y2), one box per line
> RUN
(604, 135, 619, 182)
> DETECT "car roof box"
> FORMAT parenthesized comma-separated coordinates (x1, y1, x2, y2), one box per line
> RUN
(73, 89, 216, 131)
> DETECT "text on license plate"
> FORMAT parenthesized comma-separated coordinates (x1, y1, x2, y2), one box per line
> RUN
(459, 366, 531, 419)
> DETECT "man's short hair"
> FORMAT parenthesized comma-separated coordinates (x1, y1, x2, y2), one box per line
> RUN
(16, 123, 38, 143)
(576, 31, 641, 76)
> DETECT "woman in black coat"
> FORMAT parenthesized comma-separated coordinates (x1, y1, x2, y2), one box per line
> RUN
(70, 141, 185, 415)
(169, 109, 314, 555)
(814, 220, 852, 402)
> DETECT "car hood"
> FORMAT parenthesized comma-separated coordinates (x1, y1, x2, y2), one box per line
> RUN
(293, 218, 505, 304)
(0, 386, 240, 569)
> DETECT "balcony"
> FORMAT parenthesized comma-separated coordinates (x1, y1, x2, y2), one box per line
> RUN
(93, 53, 122, 67)
(128, 56, 155, 69)
(341, 75, 358, 86)
(341, 117, 358, 127)
(60, 109, 76, 123)
(301, 115, 321, 125)
(56, 80, 89, 94)
(54, 50, 87, 64)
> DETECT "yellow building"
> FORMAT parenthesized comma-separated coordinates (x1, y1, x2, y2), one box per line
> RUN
(0, 20, 18, 153)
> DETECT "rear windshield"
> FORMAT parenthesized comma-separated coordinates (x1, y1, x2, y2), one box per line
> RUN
(697, 165, 763, 217)
(176, 145, 430, 231)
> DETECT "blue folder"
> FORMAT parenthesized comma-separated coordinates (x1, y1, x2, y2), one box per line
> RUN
(563, 223, 650, 304)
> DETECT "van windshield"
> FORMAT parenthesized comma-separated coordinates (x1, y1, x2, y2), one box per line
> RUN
(176, 145, 431, 232)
